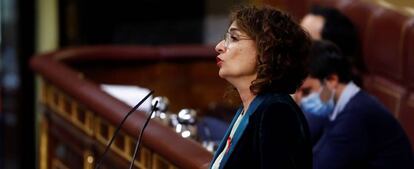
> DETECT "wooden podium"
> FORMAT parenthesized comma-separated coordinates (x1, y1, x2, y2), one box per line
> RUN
(31, 45, 229, 169)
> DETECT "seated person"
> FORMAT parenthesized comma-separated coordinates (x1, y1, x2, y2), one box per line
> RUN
(295, 76, 329, 145)
(298, 5, 365, 145)
(298, 40, 414, 169)
(301, 5, 365, 87)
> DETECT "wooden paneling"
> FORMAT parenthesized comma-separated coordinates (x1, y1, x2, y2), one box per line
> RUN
(404, 19, 414, 88)
(363, 8, 409, 81)
(74, 61, 227, 113)
(365, 76, 407, 117)
(263, 0, 310, 20)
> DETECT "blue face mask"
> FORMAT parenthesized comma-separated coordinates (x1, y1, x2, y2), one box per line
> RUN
(300, 90, 335, 117)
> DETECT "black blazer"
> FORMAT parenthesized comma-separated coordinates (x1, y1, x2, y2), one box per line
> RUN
(210, 93, 312, 169)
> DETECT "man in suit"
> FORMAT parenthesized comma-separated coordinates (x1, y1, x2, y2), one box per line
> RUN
(296, 40, 414, 169)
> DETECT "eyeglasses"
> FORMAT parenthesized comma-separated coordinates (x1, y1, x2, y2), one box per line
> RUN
(223, 32, 252, 48)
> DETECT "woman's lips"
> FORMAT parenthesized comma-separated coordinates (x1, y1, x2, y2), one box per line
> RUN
(216, 57, 223, 67)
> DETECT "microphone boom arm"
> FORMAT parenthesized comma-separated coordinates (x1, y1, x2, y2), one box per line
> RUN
(95, 90, 154, 169)
(128, 100, 158, 169)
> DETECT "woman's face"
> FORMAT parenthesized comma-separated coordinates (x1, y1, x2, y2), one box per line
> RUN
(215, 21, 258, 82)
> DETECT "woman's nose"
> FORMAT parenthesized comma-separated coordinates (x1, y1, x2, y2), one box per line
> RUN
(215, 40, 225, 53)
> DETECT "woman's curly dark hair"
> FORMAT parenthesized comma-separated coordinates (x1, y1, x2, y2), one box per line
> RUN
(230, 5, 311, 94)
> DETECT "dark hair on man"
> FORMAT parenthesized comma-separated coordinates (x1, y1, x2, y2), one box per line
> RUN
(230, 5, 311, 94)
(310, 5, 360, 59)
(310, 5, 365, 87)
(309, 40, 352, 83)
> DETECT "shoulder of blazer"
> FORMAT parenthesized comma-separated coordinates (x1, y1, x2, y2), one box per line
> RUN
(254, 93, 310, 137)
(256, 93, 297, 113)
(248, 94, 299, 127)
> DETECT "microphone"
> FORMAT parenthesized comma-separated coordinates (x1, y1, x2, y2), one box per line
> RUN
(95, 90, 154, 169)
(128, 100, 158, 169)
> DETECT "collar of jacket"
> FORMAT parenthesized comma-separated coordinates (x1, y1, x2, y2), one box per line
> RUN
(210, 93, 269, 169)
